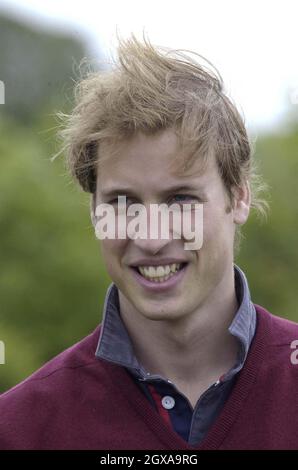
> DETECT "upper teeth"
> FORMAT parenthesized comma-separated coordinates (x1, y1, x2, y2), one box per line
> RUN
(138, 264, 181, 278)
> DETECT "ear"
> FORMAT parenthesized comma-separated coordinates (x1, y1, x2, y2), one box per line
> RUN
(90, 193, 97, 227)
(232, 180, 251, 225)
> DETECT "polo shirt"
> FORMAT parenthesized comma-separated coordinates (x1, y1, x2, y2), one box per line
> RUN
(96, 264, 256, 445)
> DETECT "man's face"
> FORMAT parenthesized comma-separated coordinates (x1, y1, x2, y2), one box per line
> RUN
(93, 129, 249, 322)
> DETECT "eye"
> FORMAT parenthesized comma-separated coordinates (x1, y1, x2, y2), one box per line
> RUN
(170, 194, 198, 204)
(107, 199, 118, 205)
(107, 196, 138, 216)
(108, 196, 134, 206)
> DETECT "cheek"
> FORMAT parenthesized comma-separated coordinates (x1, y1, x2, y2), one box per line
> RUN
(202, 209, 234, 249)
(100, 239, 126, 271)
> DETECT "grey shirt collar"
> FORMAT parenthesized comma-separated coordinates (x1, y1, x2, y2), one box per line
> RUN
(95, 264, 256, 381)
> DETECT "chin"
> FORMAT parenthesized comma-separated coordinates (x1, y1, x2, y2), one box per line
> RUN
(138, 302, 186, 322)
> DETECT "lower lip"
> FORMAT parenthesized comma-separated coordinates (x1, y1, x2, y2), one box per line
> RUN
(130, 264, 188, 292)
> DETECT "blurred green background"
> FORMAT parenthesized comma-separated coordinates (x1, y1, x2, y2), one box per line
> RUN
(0, 14, 297, 392)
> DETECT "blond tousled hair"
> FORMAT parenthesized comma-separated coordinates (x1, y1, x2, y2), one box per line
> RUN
(58, 35, 267, 219)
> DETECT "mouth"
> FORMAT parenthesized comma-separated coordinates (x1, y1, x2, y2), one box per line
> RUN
(130, 262, 188, 284)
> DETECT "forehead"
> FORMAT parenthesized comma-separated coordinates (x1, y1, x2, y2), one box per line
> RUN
(96, 129, 218, 196)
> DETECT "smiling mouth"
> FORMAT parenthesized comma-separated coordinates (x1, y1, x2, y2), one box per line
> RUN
(131, 262, 187, 283)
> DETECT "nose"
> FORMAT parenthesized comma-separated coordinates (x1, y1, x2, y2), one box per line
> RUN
(128, 202, 173, 254)
(132, 236, 172, 254)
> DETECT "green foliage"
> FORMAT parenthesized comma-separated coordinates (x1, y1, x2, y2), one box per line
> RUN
(0, 117, 110, 392)
(237, 125, 298, 322)
(0, 14, 110, 392)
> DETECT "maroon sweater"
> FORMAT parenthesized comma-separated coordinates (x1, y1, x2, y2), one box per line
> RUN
(0, 305, 298, 450)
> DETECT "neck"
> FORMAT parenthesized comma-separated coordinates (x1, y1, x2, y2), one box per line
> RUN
(119, 266, 239, 405)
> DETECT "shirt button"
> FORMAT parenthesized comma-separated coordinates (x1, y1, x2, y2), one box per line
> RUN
(161, 396, 175, 410)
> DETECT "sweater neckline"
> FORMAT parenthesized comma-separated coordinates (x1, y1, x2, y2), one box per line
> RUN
(99, 305, 271, 450)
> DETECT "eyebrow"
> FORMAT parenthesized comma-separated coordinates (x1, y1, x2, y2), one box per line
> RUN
(100, 184, 207, 199)
(101, 187, 137, 198)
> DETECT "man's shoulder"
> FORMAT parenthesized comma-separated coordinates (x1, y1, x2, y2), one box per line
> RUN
(255, 304, 298, 344)
(254, 304, 298, 372)
(0, 325, 103, 408)
(0, 324, 127, 449)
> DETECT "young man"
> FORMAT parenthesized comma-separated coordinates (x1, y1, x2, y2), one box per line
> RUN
(0, 37, 298, 450)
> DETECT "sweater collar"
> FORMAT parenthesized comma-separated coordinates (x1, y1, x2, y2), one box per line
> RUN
(95, 265, 256, 380)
